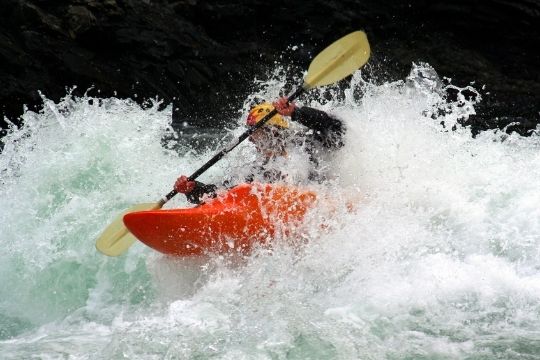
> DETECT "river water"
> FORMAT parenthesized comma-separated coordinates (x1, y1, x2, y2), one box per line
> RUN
(1, 64, 540, 359)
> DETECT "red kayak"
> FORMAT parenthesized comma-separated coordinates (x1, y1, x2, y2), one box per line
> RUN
(123, 183, 317, 256)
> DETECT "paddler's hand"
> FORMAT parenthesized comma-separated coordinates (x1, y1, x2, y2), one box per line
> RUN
(174, 175, 196, 194)
(273, 97, 296, 117)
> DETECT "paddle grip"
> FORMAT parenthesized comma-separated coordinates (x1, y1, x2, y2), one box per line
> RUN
(162, 86, 306, 204)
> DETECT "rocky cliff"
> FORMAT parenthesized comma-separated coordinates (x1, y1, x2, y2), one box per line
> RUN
(1, 0, 539, 136)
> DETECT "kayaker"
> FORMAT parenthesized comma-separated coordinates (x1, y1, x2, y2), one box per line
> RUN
(175, 97, 345, 204)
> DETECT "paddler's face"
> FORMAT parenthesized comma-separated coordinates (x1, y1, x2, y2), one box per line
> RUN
(249, 127, 287, 157)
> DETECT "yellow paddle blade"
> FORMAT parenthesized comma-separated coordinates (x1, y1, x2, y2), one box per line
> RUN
(95, 202, 162, 257)
(304, 31, 370, 89)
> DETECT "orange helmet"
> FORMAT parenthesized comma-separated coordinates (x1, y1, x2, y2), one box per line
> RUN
(246, 103, 289, 129)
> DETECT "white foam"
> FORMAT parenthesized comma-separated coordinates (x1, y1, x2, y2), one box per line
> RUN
(2, 64, 540, 358)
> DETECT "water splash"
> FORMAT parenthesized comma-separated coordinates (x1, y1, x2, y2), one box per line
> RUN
(1, 64, 540, 359)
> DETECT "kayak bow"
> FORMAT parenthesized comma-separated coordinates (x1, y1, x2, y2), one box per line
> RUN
(123, 183, 317, 256)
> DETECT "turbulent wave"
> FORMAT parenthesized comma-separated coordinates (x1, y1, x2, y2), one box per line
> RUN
(1, 64, 540, 359)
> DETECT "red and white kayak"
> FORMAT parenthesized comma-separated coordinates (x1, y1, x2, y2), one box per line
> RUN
(123, 183, 317, 256)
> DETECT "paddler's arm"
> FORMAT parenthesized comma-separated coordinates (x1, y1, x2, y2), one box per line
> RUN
(273, 97, 345, 149)
(175, 175, 217, 204)
(185, 181, 217, 204)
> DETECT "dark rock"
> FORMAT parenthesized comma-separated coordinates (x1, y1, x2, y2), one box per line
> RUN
(66, 5, 97, 37)
(0, 0, 539, 138)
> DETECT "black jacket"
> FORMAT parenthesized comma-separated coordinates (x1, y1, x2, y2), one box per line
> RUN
(186, 106, 345, 204)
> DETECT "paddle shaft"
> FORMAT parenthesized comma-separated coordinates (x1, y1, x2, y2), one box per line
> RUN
(159, 86, 305, 206)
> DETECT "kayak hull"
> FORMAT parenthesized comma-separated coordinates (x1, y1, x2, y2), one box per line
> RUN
(123, 183, 317, 256)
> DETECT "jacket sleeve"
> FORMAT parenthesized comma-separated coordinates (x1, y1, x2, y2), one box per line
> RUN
(186, 181, 217, 204)
(291, 106, 345, 149)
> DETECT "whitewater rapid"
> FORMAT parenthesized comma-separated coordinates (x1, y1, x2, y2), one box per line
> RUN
(1, 64, 540, 359)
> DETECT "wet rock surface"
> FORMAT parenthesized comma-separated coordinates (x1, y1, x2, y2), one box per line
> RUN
(1, 0, 539, 136)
